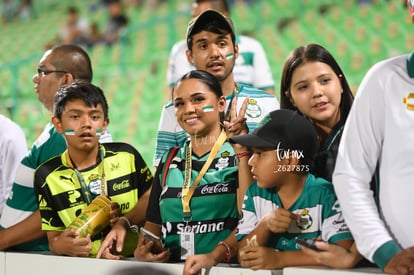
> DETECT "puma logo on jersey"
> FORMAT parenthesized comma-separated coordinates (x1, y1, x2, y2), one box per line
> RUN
(60, 173, 75, 185)
(42, 217, 53, 227)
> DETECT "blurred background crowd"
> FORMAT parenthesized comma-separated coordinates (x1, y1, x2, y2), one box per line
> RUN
(0, 0, 411, 166)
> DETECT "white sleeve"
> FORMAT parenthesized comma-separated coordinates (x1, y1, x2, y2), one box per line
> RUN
(250, 38, 275, 90)
(153, 103, 181, 167)
(0, 122, 27, 213)
(166, 42, 180, 87)
(332, 63, 393, 262)
(166, 40, 193, 87)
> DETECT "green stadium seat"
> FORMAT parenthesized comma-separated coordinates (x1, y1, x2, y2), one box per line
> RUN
(0, 0, 411, 164)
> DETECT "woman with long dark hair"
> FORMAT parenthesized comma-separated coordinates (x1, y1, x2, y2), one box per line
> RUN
(280, 43, 354, 182)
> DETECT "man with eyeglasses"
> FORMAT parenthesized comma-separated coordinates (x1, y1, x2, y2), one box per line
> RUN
(0, 44, 111, 252)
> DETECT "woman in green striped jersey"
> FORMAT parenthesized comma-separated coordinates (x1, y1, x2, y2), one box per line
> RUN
(135, 70, 251, 274)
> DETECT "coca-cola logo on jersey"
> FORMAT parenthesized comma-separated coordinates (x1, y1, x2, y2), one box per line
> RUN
(201, 183, 229, 194)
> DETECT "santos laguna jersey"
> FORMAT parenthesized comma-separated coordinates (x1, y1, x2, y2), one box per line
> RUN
(0, 123, 112, 251)
(333, 53, 414, 269)
(237, 174, 352, 250)
(34, 142, 152, 255)
(147, 141, 239, 261)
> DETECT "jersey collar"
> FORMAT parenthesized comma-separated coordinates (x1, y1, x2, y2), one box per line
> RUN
(406, 50, 414, 78)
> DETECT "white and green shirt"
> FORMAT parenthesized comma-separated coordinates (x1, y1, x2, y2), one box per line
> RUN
(237, 174, 352, 250)
(333, 53, 414, 270)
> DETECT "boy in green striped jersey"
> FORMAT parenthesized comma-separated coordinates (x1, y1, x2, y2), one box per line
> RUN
(230, 109, 354, 269)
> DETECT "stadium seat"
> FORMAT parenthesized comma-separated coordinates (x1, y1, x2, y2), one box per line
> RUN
(0, 0, 411, 165)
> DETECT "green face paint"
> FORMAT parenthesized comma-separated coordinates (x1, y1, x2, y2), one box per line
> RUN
(202, 105, 214, 112)
(64, 129, 75, 136)
(225, 53, 234, 60)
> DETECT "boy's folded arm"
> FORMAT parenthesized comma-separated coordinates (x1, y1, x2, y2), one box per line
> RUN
(238, 218, 272, 249)
(0, 209, 45, 250)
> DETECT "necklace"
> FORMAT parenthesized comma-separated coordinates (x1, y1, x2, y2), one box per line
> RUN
(181, 130, 227, 221)
(64, 145, 107, 204)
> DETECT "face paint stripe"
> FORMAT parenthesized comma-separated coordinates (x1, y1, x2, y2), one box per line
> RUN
(64, 129, 75, 136)
(225, 53, 234, 60)
(202, 105, 214, 112)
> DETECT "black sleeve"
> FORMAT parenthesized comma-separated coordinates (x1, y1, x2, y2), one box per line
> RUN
(34, 161, 65, 229)
(33, 168, 44, 207)
(145, 162, 163, 224)
(132, 146, 153, 198)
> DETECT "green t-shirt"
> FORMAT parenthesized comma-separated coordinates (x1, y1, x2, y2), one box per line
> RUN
(237, 174, 353, 250)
